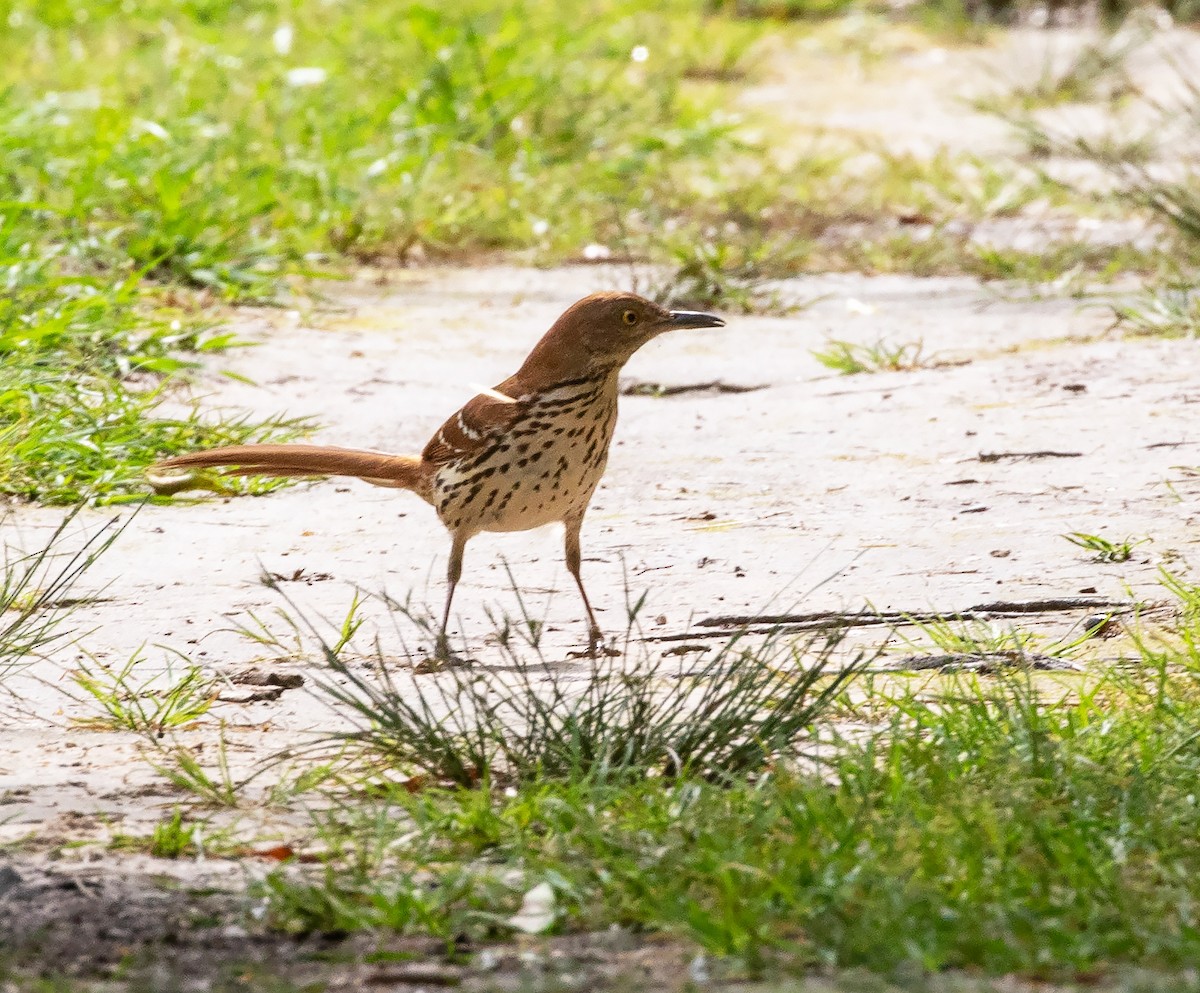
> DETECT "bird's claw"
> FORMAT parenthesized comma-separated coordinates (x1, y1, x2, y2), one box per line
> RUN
(415, 653, 473, 673)
(416, 636, 474, 672)
(567, 630, 621, 660)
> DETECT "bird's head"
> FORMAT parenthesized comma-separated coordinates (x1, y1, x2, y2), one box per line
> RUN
(520, 292, 725, 383)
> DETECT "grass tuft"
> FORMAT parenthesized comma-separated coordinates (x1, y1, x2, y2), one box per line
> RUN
(71, 650, 218, 736)
(0, 508, 123, 683)
(975, 34, 1139, 113)
(1111, 287, 1200, 338)
(316, 623, 862, 788)
(0, 250, 313, 504)
(1063, 530, 1150, 563)
(812, 338, 925, 374)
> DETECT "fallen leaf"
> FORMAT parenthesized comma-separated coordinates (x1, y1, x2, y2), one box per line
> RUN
(238, 844, 296, 862)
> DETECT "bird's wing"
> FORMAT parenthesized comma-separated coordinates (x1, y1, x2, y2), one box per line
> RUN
(422, 386, 526, 467)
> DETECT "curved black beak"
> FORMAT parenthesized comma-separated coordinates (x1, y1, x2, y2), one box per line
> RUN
(668, 309, 725, 330)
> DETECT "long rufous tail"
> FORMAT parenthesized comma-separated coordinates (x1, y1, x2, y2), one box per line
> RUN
(150, 444, 434, 503)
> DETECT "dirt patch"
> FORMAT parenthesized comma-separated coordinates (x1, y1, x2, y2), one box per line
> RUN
(0, 856, 707, 991)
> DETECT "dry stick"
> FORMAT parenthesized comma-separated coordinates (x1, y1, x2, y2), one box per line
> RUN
(891, 652, 1078, 672)
(977, 450, 1083, 462)
(620, 380, 766, 397)
(646, 597, 1131, 644)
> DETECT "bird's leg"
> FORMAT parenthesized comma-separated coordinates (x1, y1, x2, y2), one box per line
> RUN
(430, 531, 469, 666)
(564, 514, 616, 658)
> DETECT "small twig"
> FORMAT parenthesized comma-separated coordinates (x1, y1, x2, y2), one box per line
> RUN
(883, 652, 1080, 673)
(977, 450, 1083, 463)
(620, 380, 766, 397)
(967, 597, 1124, 614)
(646, 598, 1131, 643)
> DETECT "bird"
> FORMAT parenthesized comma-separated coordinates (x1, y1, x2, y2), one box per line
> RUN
(151, 292, 725, 660)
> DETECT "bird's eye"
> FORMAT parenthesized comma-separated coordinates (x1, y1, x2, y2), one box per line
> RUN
(622, 310, 638, 326)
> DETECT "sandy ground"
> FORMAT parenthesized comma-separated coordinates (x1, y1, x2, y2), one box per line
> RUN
(4, 23, 1200, 989)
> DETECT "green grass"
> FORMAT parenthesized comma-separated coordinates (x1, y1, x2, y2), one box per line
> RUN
(897, 613, 1085, 660)
(71, 650, 217, 735)
(981, 49, 1200, 298)
(266, 651, 1200, 977)
(974, 35, 1138, 114)
(40, 572, 1200, 985)
(812, 338, 925, 374)
(110, 809, 202, 858)
(0, 508, 122, 682)
(723, 0, 1199, 23)
(2, 0, 743, 276)
(967, 242, 1161, 289)
(225, 577, 1200, 981)
(0, 222, 311, 504)
(1111, 287, 1200, 339)
(320, 628, 860, 788)
(1063, 531, 1151, 564)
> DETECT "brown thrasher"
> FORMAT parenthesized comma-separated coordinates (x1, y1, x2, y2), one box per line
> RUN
(152, 292, 725, 658)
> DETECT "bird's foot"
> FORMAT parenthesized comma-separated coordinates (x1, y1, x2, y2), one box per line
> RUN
(415, 653, 474, 673)
(414, 637, 475, 673)
(568, 630, 621, 660)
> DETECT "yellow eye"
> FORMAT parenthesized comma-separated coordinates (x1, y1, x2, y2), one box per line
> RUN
(622, 310, 638, 326)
